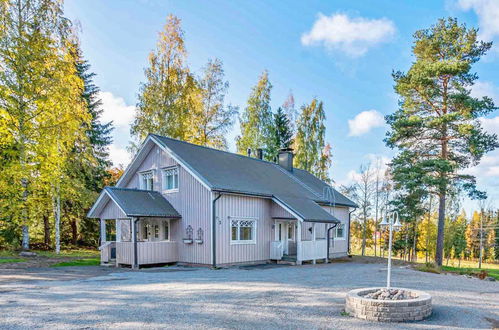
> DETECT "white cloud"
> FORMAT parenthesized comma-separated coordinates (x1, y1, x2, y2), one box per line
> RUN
(348, 110, 385, 136)
(301, 13, 396, 57)
(471, 81, 498, 101)
(98, 91, 135, 127)
(98, 91, 135, 167)
(457, 0, 499, 42)
(109, 144, 132, 167)
(479, 116, 499, 135)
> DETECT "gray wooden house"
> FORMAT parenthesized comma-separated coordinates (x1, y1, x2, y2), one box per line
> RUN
(88, 134, 357, 268)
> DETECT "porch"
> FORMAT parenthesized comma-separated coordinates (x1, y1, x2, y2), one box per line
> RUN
(88, 187, 182, 269)
(270, 219, 341, 265)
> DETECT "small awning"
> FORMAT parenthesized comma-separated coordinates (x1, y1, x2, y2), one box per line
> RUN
(87, 187, 181, 218)
(273, 195, 341, 223)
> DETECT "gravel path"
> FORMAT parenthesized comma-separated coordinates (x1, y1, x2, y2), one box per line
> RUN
(0, 260, 497, 329)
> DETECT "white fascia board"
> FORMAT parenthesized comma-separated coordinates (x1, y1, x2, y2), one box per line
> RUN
(272, 197, 304, 222)
(116, 135, 155, 187)
(150, 135, 212, 191)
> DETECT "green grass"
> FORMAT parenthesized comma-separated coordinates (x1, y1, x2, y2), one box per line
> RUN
(50, 257, 100, 267)
(0, 258, 25, 264)
(0, 248, 99, 259)
(442, 266, 499, 280)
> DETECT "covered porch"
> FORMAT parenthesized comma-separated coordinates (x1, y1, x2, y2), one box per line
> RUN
(270, 196, 344, 265)
(88, 187, 181, 268)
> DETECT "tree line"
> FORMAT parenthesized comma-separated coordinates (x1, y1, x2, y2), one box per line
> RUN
(346, 18, 498, 266)
(0, 5, 333, 250)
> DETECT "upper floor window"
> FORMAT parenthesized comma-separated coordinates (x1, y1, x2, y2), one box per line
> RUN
(162, 167, 179, 191)
(140, 171, 154, 191)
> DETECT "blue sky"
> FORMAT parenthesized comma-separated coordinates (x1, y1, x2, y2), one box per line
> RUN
(64, 0, 499, 212)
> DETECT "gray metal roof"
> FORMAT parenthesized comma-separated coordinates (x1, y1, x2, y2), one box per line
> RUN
(105, 187, 181, 218)
(274, 195, 340, 223)
(290, 168, 357, 207)
(151, 134, 356, 222)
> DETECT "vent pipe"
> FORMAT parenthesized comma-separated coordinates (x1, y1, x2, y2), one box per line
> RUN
(256, 148, 263, 160)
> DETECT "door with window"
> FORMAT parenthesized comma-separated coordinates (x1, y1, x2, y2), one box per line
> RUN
(275, 221, 294, 255)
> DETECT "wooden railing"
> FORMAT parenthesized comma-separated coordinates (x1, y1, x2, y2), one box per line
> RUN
(270, 241, 284, 260)
(297, 239, 327, 261)
(116, 241, 178, 265)
(99, 241, 115, 264)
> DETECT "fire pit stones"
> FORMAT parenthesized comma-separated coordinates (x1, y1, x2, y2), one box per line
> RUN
(345, 287, 432, 322)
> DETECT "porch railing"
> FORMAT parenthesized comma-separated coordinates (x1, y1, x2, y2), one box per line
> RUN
(297, 239, 327, 261)
(99, 241, 115, 264)
(116, 241, 178, 265)
(270, 241, 284, 260)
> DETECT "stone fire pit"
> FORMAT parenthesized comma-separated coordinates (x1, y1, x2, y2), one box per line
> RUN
(345, 287, 432, 322)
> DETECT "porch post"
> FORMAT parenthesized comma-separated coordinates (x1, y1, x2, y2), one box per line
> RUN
(296, 221, 302, 265)
(100, 219, 106, 244)
(312, 223, 316, 265)
(131, 217, 138, 270)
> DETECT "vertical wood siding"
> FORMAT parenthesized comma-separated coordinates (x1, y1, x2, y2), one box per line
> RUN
(119, 144, 211, 264)
(322, 206, 350, 255)
(98, 198, 126, 220)
(216, 194, 272, 264)
(270, 203, 294, 218)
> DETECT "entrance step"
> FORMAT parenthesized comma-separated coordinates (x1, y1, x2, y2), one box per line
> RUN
(277, 260, 296, 265)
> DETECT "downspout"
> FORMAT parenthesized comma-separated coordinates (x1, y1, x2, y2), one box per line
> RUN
(347, 208, 357, 256)
(326, 223, 339, 263)
(212, 193, 222, 268)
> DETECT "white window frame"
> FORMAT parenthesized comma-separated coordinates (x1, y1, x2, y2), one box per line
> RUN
(287, 222, 295, 241)
(230, 217, 257, 245)
(162, 166, 179, 193)
(139, 219, 171, 242)
(139, 170, 154, 191)
(334, 223, 346, 240)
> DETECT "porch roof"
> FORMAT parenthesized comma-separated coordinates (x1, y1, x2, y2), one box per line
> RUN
(274, 195, 341, 223)
(88, 187, 181, 218)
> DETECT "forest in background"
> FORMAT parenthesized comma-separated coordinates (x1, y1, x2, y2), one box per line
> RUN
(0, 1, 497, 268)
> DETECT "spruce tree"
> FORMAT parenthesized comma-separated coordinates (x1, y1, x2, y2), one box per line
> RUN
(267, 107, 293, 161)
(385, 18, 498, 266)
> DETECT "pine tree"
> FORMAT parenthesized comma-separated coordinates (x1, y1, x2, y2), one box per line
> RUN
(294, 98, 332, 180)
(236, 70, 273, 157)
(385, 18, 498, 266)
(131, 14, 197, 149)
(267, 107, 293, 161)
(190, 58, 238, 149)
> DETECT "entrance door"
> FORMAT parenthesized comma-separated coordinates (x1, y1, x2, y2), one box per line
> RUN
(275, 221, 290, 255)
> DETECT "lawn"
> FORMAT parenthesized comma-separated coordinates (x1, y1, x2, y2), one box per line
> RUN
(50, 257, 100, 267)
(442, 266, 499, 280)
(0, 258, 25, 264)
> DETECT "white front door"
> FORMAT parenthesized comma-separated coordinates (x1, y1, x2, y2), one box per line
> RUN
(275, 221, 289, 255)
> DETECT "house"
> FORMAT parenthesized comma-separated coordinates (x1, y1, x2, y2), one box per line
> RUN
(87, 134, 357, 268)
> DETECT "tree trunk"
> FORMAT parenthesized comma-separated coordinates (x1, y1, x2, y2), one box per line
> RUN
(435, 192, 446, 266)
(71, 220, 78, 245)
(361, 213, 367, 256)
(413, 220, 417, 262)
(43, 214, 51, 246)
(54, 185, 61, 254)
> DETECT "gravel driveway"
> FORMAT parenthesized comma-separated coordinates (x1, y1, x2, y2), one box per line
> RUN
(0, 260, 497, 329)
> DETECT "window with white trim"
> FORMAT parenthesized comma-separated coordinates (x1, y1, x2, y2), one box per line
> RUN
(162, 167, 179, 191)
(140, 171, 154, 191)
(164, 220, 170, 240)
(335, 223, 345, 239)
(230, 219, 256, 243)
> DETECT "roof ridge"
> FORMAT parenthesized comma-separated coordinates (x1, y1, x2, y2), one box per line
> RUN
(106, 186, 160, 193)
(150, 133, 278, 166)
(272, 164, 325, 201)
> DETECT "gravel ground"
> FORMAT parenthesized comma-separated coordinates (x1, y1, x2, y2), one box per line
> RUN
(0, 260, 498, 329)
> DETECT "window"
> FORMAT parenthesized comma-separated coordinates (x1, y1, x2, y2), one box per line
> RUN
(143, 223, 151, 240)
(287, 223, 295, 240)
(164, 221, 170, 240)
(154, 224, 159, 239)
(230, 219, 256, 244)
(140, 171, 154, 191)
(335, 223, 345, 239)
(162, 167, 179, 191)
